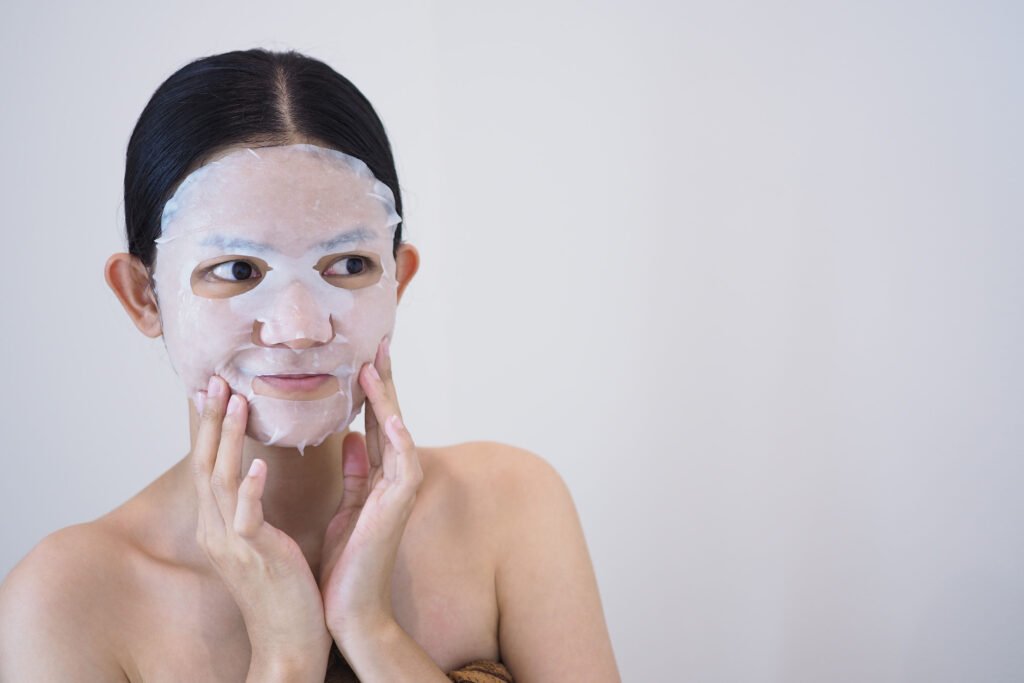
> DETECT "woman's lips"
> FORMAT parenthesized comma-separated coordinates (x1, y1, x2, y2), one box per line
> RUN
(253, 373, 340, 400)
(258, 373, 332, 391)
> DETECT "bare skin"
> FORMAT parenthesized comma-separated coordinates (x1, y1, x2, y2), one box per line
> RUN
(0, 399, 618, 682)
(0, 200, 620, 681)
(0, 438, 522, 680)
(96, 437, 506, 681)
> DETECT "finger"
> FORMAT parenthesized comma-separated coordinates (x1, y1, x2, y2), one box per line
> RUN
(362, 374, 383, 469)
(320, 433, 371, 583)
(233, 463, 292, 560)
(234, 458, 267, 538)
(376, 335, 403, 417)
(190, 376, 231, 534)
(360, 358, 402, 446)
(383, 414, 420, 487)
(191, 376, 229, 479)
(340, 431, 371, 507)
(194, 390, 207, 416)
(211, 393, 248, 522)
(366, 336, 399, 457)
(343, 430, 370, 478)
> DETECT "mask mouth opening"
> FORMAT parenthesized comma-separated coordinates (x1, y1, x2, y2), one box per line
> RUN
(251, 373, 341, 402)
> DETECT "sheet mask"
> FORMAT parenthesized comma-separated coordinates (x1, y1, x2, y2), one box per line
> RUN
(151, 143, 402, 454)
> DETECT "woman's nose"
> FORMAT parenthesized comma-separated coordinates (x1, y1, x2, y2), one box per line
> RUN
(254, 280, 334, 349)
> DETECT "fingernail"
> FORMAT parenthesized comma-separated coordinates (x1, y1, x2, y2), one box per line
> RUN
(393, 415, 404, 432)
(208, 376, 223, 398)
(368, 363, 381, 381)
(194, 391, 206, 415)
(227, 394, 241, 416)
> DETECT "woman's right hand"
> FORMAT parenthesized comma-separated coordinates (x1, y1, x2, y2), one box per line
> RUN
(191, 375, 332, 676)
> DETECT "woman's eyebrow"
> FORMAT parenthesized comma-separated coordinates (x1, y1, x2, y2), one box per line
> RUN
(316, 226, 373, 251)
(197, 226, 375, 254)
(198, 234, 276, 253)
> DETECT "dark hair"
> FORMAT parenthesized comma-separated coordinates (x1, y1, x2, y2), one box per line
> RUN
(124, 48, 403, 270)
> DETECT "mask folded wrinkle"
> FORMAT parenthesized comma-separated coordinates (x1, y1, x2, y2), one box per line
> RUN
(151, 143, 402, 453)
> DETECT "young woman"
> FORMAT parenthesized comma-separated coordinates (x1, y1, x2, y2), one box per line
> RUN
(0, 49, 620, 683)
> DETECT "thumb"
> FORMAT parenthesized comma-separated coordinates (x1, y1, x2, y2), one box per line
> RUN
(330, 431, 371, 522)
(320, 432, 371, 583)
(342, 430, 370, 479)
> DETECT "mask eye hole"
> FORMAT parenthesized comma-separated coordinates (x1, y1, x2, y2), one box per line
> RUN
(211, 259, 262, 282)
(191, 255, 270, 299)
(324, 256, 368, 276)
(317, 253, 382, 290)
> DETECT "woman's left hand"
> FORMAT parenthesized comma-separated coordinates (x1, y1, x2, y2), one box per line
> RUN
(318, 335, 423, 646)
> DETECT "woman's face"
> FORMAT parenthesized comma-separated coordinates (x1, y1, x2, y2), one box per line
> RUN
(150, 143, 401, 452)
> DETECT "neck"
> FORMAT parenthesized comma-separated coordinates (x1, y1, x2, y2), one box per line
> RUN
(184, 400, 350, 573)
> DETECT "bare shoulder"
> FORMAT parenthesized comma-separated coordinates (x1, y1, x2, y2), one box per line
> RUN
(412, 440, 570, 576)
(419, 440, 569, 531)
(438, 440, 580, 549)
(424, 440, 564, 496)
(418, 440, 578, 574)
(426, 441, 620, 681)
(0, 520, 132, 619)
(0, 521, 132, 681)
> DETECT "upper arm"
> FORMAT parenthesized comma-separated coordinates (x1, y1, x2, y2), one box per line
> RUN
(0, 527, 129, 682)
(486, 445, 620, 682)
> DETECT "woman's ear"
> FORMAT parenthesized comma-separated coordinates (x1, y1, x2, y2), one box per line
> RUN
(105, 253, 162, 338)
(394, 242, 420, 304)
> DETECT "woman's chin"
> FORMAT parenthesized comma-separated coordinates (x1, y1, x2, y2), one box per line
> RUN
(244, 391, 357, 450)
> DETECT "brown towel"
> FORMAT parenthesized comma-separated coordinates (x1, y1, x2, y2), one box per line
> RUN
(324, 643, 514, 682)
(446, 659, 514, 682)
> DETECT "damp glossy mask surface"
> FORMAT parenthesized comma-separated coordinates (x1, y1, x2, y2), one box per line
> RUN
(151, 143, 401, 452)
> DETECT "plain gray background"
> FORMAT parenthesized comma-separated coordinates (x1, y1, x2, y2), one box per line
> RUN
(2, 1, 1022, 681)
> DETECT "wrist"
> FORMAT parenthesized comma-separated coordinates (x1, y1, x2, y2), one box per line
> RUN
(246, 655, 325, 683)
(330, 613, 398, 659)
(247, 637, 332, 683)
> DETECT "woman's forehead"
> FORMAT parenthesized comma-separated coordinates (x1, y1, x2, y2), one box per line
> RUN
(160, 144, 396, 252)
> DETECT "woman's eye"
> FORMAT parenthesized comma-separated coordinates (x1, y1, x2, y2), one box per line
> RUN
(210, 260, 262, 282)
(324, 256, 372, 277)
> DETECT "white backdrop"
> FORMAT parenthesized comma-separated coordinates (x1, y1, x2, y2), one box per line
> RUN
(1, 1, 1021, 681)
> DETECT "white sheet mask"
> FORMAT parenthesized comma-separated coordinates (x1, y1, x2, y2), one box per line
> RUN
(151, 143, 402, 454)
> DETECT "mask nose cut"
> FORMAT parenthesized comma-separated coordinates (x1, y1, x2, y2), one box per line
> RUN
(255, 280, 335, 349)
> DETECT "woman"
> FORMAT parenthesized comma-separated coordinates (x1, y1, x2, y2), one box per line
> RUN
(0, 49, 620, 682)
